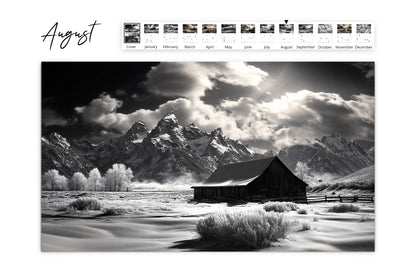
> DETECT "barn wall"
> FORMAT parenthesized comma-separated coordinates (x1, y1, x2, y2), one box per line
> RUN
(247, 159, 306, 201)
(193, 186, 248, 200)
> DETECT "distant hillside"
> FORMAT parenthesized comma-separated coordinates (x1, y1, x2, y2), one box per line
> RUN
(277, 134, 374, 178)
(331, 165, 374, 183)
(308, 166, 375, 195)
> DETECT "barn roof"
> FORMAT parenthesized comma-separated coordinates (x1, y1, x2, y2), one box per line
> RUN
(192, 156, 276, 187)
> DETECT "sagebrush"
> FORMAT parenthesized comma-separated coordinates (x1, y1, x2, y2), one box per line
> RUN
(196, 209, 294, 250)
(66, 197, 102, 211)
(328, 204, 360, 213)
(297, 208, 308, 214)
(263, 202, 299, 213)
(101, 207, 128, 216)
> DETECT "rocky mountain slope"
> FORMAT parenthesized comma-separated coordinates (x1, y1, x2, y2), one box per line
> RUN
(42, 112, 260, 181)
(277, 133, 374, 178)
(41, 133, 95, 177)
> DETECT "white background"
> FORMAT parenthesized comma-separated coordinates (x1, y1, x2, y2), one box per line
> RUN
(0, 0, 415, 276)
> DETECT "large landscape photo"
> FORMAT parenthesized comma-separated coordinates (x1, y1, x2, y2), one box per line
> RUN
(41, 62, 375, 251)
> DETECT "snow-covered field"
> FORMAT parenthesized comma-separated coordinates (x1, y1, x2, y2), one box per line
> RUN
(41, 190, 374, 251)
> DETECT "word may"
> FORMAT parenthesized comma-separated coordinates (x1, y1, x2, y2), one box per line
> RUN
(41, 20, 101, 50)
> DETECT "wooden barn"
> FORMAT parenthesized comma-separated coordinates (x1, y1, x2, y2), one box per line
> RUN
(192, 156, 308, 202)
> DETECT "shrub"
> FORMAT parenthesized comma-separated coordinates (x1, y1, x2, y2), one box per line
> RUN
(358, 214, 374, 222)
(297, 208, 308, 214)
(66, 197, 102, 211)
(101, 207, 128, 216)
(301, 221, 311, 231)
(328, 204, 360, 213)
(263, 202, 299, 213)
(196, 209, 294, 250)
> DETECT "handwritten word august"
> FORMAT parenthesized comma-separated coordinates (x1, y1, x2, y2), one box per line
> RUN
(41, 20, 101, 50)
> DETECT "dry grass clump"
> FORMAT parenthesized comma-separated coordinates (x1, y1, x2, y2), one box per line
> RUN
(301, 221, 311, 231)
(358, 214, 374, 222)
(100, 207, 128, 216)
(66, 197, 102, 211)
(263, 202, 299, 213)
(196, 209, 294, 250)
(328, 204, 360, 213)
(297, 209, 308, 214)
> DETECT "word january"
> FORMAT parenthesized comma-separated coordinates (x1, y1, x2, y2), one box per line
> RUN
(41, 21, 101, 50)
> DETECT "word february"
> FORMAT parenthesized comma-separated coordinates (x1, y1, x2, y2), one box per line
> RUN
(41, 20, 101, 50)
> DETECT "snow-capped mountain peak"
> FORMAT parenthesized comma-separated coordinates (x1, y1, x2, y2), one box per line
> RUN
(48, 132, 71, 150)
(161, 111, 179, 124)
(125, 121, 148, 143)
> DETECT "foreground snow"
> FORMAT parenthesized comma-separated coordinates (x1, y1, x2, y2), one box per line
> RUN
(41, 190, 374, 251)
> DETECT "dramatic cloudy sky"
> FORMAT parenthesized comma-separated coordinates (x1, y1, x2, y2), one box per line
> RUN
(42, 62, 374, 151)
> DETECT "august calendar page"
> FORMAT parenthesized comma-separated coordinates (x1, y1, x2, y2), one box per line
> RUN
(0, 0, 415, 277)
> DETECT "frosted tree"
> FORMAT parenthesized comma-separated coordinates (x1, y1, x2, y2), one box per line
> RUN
(87, 168, 103, 191)
(68, 172, 87, 191)
(295, 161, 311, 181)
(42, 169, 68, 191)
(103, 164, 134, 191)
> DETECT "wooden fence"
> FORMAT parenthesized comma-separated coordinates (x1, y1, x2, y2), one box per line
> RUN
(306, 194, 374, 204)
(255, 194, 374, 204)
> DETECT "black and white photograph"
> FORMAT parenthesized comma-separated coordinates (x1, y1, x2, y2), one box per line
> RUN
(337, 24, 352, 33)
(202, 24, 217, 33)
(241, 24, 255, 33)
(144, 24, 159, 33)
(318, 24, 333, 33)
(279, 24, 294, 33)
(124, 23, 140, 43)
(163, 24, 178, 33)
(357, 24, 371, 34)
(299, 24, 313, 33)
(183, 24, 198, 33)
(260, 24, 274, 33)
(41, 62, 375, 252)
(221, 24, 236, 33)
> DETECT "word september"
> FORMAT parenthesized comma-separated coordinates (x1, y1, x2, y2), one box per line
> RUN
(41, 20, 101, 50)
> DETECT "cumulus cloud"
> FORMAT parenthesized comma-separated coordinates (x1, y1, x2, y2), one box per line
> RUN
(218, 90, 374, 148)
(145, 62, 268, 100)
(75, 93, 124, 131)
(42, 109, 68, 127)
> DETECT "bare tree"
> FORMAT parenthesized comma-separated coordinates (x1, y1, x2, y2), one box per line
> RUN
(68, 172, 87, 191)
(87, 168, 103, 191)
(295, 161, 311, 181)
(42, 169, 68, 191)
(104, 164, 133, 191)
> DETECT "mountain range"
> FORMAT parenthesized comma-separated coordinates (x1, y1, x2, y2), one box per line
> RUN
(42, 112, 374, 182)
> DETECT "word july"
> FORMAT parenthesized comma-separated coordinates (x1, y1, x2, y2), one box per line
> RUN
(41, 21, 101, 50)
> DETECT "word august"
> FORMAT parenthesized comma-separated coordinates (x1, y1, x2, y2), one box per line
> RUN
(41, 21, 101, 50)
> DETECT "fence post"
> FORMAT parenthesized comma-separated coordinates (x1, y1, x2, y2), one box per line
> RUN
(339, 195, 342, 203)
(325, 195, 327, 202)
